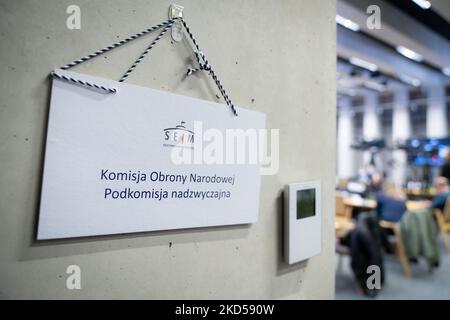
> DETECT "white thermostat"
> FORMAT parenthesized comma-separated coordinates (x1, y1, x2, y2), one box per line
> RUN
(284, 181, 322, 264)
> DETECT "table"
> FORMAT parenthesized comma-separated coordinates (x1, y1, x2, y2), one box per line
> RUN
(342, 197, 377, 219)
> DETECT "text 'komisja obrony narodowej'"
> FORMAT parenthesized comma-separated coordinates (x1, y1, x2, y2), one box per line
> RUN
(100, 169, 235, 185)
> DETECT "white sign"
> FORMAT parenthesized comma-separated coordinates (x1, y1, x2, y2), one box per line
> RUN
(37, 69, 265, 239)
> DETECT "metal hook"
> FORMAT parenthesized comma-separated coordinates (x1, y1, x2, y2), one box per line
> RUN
(169, 4, 184, 42)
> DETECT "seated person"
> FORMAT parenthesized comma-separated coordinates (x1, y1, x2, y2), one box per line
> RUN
(369, 172, 383, 195)
(370, 175, 406, 222)
(376, 191, 407, 223)
(430, 177, 450, 212)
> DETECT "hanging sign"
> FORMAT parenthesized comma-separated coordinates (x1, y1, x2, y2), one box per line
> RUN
(37, 70, 265, 239)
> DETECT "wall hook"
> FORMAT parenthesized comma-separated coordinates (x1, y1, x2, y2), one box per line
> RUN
(169, 4, 184, 42)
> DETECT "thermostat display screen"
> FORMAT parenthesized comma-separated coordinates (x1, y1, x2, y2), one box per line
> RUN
(296, 189, 316, 220)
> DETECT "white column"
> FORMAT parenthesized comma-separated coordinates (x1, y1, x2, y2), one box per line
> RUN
(392, 88, 411, 188)
(337, 97, 355, 179)
(427, 85, 447, 138)
(363, 92, 381, 167)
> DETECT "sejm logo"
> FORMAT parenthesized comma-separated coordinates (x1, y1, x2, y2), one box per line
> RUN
(163, 121, 194, 149)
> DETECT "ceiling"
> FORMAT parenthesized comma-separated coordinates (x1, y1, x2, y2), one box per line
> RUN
(431, 0, 450, 23)
(337, 0, 450, 101)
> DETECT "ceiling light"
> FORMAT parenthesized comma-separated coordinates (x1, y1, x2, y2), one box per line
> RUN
(411, 0, 431, 10)
(400, 75, 421, 87)
(349, 57, 378, 72)
(396, 46, 423, 62)
(442, 67, 450, 77)
(365, 81, 386, 92)
(336, 15, 360, 32)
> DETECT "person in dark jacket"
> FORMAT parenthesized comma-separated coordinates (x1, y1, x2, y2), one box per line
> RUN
(371, 174, 407, 223)
(344, 211, 386, 297)
(376, 192, 407, 222)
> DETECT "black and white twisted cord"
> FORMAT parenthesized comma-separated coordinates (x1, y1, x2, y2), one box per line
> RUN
(119, 20, 175, 82)
(181, 19, 238, 116)
(186, 50, 211, 75)
(61, 18, 179, 70)
(51, 18, 180, 94)
(50, 17, 238, 116)
(51, 71, 117, 93)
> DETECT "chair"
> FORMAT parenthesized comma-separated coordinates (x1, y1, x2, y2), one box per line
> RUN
(336, 194, 353, 220)
(434, 197, 450, 252)
(379, 220, 411, 278)
(335, 195, 354, 273)
(335, 195, 346, 217)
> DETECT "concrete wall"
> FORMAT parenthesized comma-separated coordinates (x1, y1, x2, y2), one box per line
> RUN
(0, 0, 336, 299)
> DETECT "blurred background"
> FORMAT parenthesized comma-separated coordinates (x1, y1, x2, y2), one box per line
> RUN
(335, 0, 450, 299)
